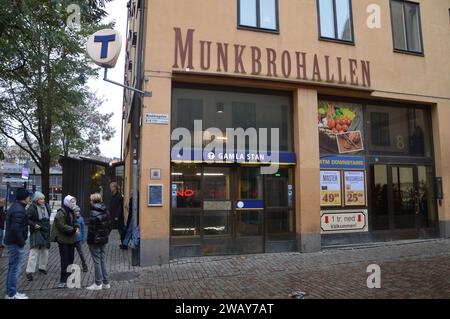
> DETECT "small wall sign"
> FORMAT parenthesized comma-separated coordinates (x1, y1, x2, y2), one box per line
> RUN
(145, 113, 169, 125)
(150, 168, 161, 180)
(148, 184, 163, 207)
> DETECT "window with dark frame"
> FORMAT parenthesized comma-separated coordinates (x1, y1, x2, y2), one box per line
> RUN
(238, 0, 279, 32)
(317, 0, 354, 43)
(390, 0, 424, 54)
(371, 112, 391, 146)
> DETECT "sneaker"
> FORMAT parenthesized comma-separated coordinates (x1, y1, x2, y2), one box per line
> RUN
(82, 265, 89, 273)
(119, 244, 128, 250)
(26, 273, 33, 281)
(102, 283, 111, 289)
(15, 292, 28, 298)
(38, 269, 47, 275)
(57, 282, 66, 289)
(86, 283, 102, 291)
(5, 293, 28, 299)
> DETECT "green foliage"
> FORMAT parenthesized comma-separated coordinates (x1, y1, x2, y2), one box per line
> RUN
(0, 0, 116, 196)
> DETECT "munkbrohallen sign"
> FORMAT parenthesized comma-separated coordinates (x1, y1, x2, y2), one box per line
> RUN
(172, 27, 371, 87)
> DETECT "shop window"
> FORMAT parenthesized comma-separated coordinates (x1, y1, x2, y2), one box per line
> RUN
(203, 212, 231, 236)
(317, 0, 354, 43)
(171, 212, 201, 239)
(239, 167, 263, 200)
(390, 0, 424, 54)
(203, 167, 230, 201)
(172, 87, 293, 152)
(237, 211, 263, 236)
(367, 106, 431, 157)
(171, 165, 202, 208)
(370, 112, 391, 146)
(238, 0, 279, 32)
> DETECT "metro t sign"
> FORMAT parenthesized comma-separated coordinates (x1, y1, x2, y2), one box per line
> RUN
(86, 29, 122, 68)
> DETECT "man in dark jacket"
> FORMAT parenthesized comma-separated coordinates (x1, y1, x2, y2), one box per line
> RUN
(4, 188, 30, 299)
(108, 182, 125, 246)
(87, 193, 112, 291)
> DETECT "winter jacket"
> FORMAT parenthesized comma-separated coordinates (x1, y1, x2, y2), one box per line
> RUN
(4, 202, 28, 247)
(51, 206, 79, 245)
(75, 215, 86, 242)
(87, 203, 111, 246)
(27, 203, 51, 249)
(109, 192, 124, 229)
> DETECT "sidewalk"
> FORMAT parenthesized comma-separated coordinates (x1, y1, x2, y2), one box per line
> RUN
(1, 232, 450, 299)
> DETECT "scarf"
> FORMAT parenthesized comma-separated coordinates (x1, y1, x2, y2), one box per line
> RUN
(37, 204, 49, 220)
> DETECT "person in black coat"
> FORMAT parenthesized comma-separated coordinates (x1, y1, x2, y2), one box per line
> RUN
(109, 182, 125, 245)
(4, 188, 31, 299)
(86, 193, 112, 291)
(0, 198, 6, 257)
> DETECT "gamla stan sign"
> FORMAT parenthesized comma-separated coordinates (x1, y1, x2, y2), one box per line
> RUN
(172, 28, 371, 87)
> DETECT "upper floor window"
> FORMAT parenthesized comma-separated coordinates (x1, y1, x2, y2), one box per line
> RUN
(238, 0, 279, 32)
(317, 0, 354, 43)
(390, 0, 424, 54)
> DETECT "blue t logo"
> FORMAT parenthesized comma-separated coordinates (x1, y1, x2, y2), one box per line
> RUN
(94, 34, 116, 58)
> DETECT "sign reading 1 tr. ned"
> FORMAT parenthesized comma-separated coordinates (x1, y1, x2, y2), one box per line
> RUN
(86, 29, 122, 68)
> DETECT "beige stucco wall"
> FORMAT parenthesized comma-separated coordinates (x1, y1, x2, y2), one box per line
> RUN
(124, 0, 450, 265)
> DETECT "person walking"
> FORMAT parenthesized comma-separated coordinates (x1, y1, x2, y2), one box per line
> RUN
(25, 191, 51, 281)
(51, 195, 80, 289)
(4, 188, 30, 299)
(0, 198, 6, 258)
(73, 206, 88, 272)
(86, 193, 112, 290)
(109, 182, 125, 248)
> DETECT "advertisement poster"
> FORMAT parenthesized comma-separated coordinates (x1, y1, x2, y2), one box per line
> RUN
(320, 170, 342, 206)
(318, 101, 364, 155)
(344, 171, 366, 206)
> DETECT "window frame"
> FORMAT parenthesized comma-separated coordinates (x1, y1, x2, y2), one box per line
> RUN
(237, 0, 280, 34)
(316, 0, 355, 45)
(389, 0, 425, 56)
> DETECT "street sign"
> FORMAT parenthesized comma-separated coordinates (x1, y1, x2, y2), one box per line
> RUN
(145, 113, 169, 125)
(2, 177, 27, 184)
(320, 210, 368, 234)
(21, 167, 29, 180)
(86, 29, 122, 68)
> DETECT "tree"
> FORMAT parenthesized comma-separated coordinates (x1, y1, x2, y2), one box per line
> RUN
(0, 0, 114, 198)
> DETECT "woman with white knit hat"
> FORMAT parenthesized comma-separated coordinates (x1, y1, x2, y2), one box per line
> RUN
(25, 191, 52, 282)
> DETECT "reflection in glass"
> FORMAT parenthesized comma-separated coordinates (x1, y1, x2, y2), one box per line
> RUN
(240, 0, 257, 27)
(417, 166, 437, 228)
(203, 167, 230, 200)
(260, 0, 277, 30)
(171, 165, 202, 208)
(203, 212, 230, 236)
(404, 2, 422, 52)
(335, 0, 352, 41)
(392, 166, 415, 229)
(237, 211, 262, 236)
(318, 0, 335, 38)
(240, 167, 263, 199)
(391, 1, 407, 50)
(371, 165, 389, 230)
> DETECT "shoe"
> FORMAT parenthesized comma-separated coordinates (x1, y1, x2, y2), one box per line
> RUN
(38, 269, 47, 275)
(15, 292, 28, 298)
(57, 282, 66, 289)
(102, 283, 111, 289)
(119, 245, 128, 250)
(26, 273, 33, 281)
(86, 283, 103, 291)
(5, 294, 29, 300)
(82, 265, 89, 273)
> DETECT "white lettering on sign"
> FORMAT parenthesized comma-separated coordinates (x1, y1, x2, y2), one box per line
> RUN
(320, 210, 368, 234)
(145, 114, 169, 125)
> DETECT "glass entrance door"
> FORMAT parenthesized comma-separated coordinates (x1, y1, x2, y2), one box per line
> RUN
(370, 164, 437, 238)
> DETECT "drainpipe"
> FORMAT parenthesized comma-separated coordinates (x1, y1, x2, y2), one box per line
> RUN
(131, 0, 146, 266)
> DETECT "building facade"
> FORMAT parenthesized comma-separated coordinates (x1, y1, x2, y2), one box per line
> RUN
(122, 0, 450, 266)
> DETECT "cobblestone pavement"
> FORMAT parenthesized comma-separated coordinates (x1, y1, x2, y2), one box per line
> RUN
(1, 232, 450, 299)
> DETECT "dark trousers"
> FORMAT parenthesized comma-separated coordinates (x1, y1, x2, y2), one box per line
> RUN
(74, 241, 87, 267)
(58, 243, 75, 284)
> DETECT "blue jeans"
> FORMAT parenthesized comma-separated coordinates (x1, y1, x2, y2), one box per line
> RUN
(6, 245, 26, 297)
(122, 224, 133, 246)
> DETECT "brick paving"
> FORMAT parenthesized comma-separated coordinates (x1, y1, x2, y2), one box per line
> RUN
(1, 232, 450, 299)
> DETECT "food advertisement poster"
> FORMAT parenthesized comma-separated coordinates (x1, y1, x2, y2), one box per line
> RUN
(318, 101, 364, 155)
(344, 171, 366, 206)
(320, 170, 342, 207)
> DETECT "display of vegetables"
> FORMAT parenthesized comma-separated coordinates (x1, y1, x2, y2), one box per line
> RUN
(318, 103, 356, 135)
